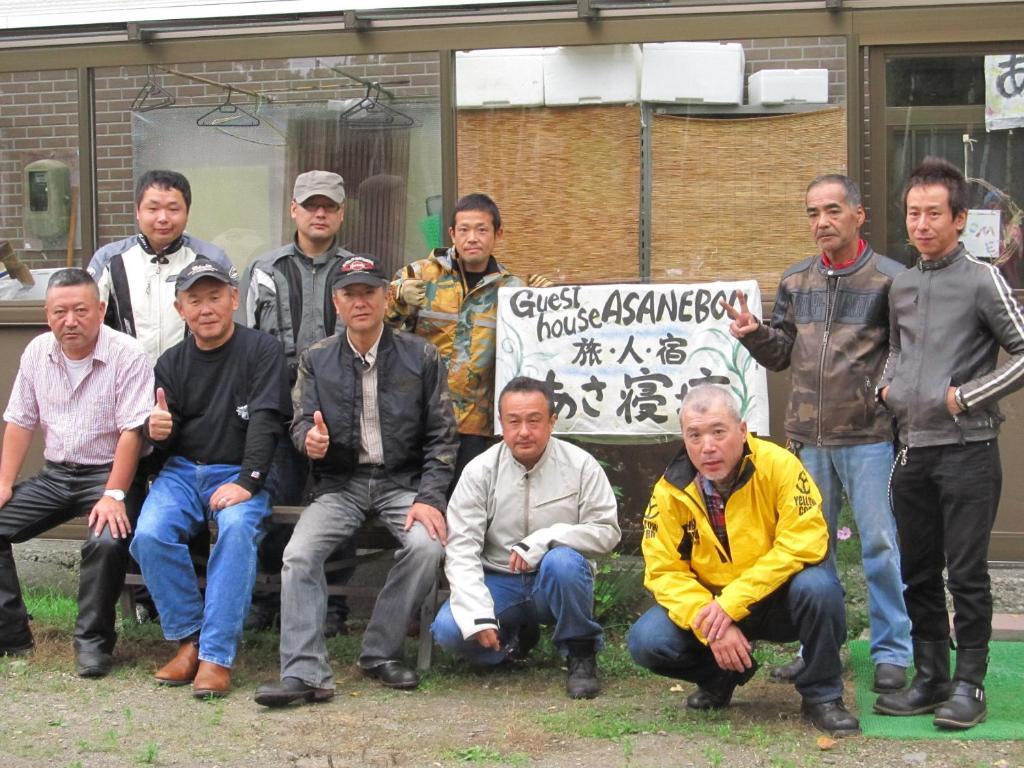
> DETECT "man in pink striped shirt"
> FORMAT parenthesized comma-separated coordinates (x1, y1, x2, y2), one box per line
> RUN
(0, 268, 153, 677)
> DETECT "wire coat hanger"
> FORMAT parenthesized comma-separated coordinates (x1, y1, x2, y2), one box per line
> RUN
(196, 87, 260, 128)
(339, 84, 414, 130)
(131, 67, 176, 112)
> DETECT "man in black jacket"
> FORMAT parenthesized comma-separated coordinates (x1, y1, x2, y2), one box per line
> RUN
(255, 253, 457, 707)
(875, 157, 1024, 730)
(131, 259, 289, 698)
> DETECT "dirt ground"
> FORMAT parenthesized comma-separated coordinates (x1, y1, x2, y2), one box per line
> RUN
(2, 626, 1022, 768)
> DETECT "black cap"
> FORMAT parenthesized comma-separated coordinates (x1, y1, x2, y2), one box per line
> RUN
(171, 258, 237, 292)
(333, 254, 388, 289)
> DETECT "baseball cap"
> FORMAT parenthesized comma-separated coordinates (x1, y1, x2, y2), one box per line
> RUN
(333, 254, 388, 289)
(293, 170, 346, 205)
(172, 258, 237, 292)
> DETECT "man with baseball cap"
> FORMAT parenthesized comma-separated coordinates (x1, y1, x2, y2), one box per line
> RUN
(131, 259, 290, 698)
(239, 169, 357, 635)
(255, 253, 457, 707)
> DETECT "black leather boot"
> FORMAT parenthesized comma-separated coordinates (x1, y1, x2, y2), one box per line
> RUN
(686, 660, 759, 710)
(565, 639, 600, 699)
(874, 639, 951, 716)
(933, 648, 988, 730)
(0, 547, 34, 654)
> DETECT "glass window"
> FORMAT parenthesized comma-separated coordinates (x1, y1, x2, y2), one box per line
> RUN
(0, 68, 81, 299)
(886, 56, 986, 107)
(93, 55, 441, 277)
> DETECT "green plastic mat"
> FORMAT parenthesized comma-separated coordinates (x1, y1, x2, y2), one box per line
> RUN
(850, 639, 1024, 740)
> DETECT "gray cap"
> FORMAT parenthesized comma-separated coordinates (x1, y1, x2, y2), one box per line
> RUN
(293, 170, 346, 205)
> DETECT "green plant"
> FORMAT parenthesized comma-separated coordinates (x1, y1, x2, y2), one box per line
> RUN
(445, 745, 527, 765)
(703, 745, 724, 767)
(593, 551, 647, 625)
(22, 587, 77, 632)
(137, 741, 160, 764)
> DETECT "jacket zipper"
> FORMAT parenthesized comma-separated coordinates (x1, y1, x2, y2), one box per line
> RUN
(911, 270, 931, 443)
(815, 274, 840, 446)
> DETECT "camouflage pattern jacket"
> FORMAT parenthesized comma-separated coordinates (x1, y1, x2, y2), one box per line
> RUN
(739, 244, 905, 446)
(290, 324, 458, 511)
(387, 248, 533, 437)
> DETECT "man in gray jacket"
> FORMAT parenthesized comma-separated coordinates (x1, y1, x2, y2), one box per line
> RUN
(240, 170, 356, 635)
(875, 157, 1024, 730)
(431, 376, 621, 699)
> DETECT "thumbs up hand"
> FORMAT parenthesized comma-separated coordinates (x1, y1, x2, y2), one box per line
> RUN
(148, 387, 173, 441)
(305, 409, 330, 459)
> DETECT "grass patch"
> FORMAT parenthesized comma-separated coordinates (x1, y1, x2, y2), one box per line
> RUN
(443, 745, 529, 765)
(23, 587, 77, 632)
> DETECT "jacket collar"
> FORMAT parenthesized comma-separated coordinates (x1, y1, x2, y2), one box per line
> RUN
(288, 234, 340, 266)
(432, 247, 511, 278)
(815, 242, 874, 277)
(917, 243, 965, 271)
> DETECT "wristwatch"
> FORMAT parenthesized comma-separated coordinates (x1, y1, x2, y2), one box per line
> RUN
(103, 489, 127, 502)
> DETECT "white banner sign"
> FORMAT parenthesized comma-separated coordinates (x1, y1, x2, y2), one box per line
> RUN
(495, 282, 770, 439)
(985, 54, 1024, 132)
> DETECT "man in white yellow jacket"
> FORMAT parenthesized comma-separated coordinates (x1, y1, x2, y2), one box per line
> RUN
(628, 385, 859, 737)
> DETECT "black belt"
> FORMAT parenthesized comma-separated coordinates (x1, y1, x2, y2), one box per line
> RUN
(46, 460, 113, 474)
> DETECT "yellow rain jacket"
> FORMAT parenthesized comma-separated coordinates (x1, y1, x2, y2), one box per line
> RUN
(641, 436, 828, 643)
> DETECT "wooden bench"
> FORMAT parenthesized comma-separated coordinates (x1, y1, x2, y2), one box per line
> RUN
(36, 506, 441, 670)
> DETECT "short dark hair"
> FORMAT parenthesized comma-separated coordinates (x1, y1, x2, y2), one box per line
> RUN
(807, 174, 862, 208)
(46, 268, 99, 300)
(451, 193, 501, 232)
(135, 170, 192, 210)
(902, 156, 968, 219)
(499, 376, 555, 416)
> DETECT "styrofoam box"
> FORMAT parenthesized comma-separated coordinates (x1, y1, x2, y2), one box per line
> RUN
(456, 49, 544, 108)
(640, 42, 745, 105)
(748, 69, 829, 105)
(542, 45, 641, 106)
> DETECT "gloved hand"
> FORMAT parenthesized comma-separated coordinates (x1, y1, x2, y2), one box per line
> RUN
(399, 278, 427, 308)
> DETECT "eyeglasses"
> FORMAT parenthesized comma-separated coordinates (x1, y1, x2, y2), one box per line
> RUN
(299, 201, 341, 214)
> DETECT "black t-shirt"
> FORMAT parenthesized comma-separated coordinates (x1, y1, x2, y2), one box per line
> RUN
(152, 323, 289, 493)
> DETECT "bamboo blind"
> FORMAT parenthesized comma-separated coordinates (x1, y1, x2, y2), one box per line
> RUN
(650, 107, 847, 294)
(456, 105, 642, 283)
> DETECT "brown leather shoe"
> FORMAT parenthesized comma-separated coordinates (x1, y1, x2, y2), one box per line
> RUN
(155, 637, 199, 686)
(192, 661, 231, 698)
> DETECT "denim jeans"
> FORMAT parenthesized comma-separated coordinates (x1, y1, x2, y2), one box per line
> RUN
(627, 565, 847, 704)
(796, 441, 911, 667)
(279, 467, 443, 688)
(130, 456, 271, 668)
(431, 546, 604, 664)
(891, 440, 1001, 650)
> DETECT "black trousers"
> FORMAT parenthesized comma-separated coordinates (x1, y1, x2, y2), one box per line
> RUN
(890, 440, 1001, 649)
(0, 462, 128, 655)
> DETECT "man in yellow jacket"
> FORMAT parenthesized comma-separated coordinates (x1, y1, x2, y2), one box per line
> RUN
(628, 385, 859, 737)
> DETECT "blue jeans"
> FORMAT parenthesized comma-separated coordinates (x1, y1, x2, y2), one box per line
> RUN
(130, 456, 271, 668)
(797, 441, 912, 667)
(627, 565, 846, 704)
(431, 546, 603, 664)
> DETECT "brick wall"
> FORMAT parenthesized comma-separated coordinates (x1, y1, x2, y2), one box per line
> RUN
(0, 69, 80, 268)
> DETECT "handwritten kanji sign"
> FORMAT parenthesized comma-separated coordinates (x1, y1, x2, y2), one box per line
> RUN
(985, 54, 1024, 131)
(495, 282, 770, 438)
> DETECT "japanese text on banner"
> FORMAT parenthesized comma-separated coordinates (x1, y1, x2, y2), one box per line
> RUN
(495, 282, 770, 438)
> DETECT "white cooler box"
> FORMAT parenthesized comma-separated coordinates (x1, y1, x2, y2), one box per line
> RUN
(748, 69, 829, 105)
(640, 42, 745, 105)
(542, 44, 641, 106)
(456, 49, 544, 108)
